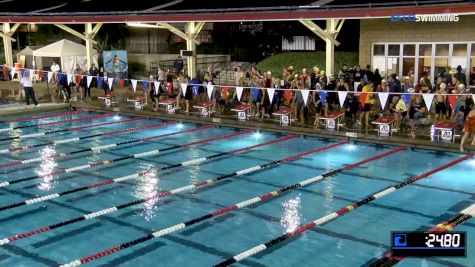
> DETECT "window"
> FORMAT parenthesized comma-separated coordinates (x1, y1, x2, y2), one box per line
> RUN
(435, 44, 449, 57)
(419, 44, 432, 57)
(388, 45, 400, 56)
(387, 57, 399, 76)
(451, 44, 467, 70)
(403, 44, 416, 56)
(373, 44, 385, 56)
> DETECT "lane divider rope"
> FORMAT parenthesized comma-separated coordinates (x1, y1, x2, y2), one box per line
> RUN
(0, 129, 254, 188)
(214, 153, 474, 267)
(0, 137, 352, 246)
(0, 112, 109, 133)
(0, 115, 142, 141)
(0, 121, 175, 154)
(58, 144, 403, 267)
(0, 134, 298, 212)
(0, 109, 85, 123)
(0, 123, 210, 169)
(368, 207, 475, 266)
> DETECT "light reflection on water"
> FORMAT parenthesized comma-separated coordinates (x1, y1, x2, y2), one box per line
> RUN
(280, 194, 302, 234)
(132, 162, 160, 221)
(36, 146, 58, 191)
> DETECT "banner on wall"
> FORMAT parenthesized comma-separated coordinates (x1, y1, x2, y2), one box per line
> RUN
(103, 50, 128, 79)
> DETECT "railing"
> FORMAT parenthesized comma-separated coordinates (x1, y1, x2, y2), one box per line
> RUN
(149, 56, 228, 75)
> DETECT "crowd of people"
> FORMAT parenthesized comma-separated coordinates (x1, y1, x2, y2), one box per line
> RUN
(1, 58, 474, 151)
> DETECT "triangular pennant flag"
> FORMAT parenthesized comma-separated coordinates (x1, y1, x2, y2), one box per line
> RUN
(284, 90, 293, 103)
(378, 92, 389, 109)
(207, 83, 214, 100)
(120, 78, 125, 88)
(143, 80, 149, 92)
(360, 92, 368, 107)
(302, 89, 310, 106)
(402, 93, 411, 106)
(47, 71, 53, 83)
(252, 88, 260, 101)
(337, 91, 348, 108)
(422, 93, 435, 112)
(131, 79, 137, 92)
(154, 81, 160, 95)
(57, 73, 63, 83)
(267, 88, 275, 104)
(86, 76, 93, 88)
(20, 68, 25, 78)
(67, 74, 72, 85)
(180, 83, 188, 96)
(236, 86, 244, 101)
(108, 77, 114, 90)
(10, 67, 15, 79)
(448, 95, 458, 110)
(318, 91, 327, 106)
(29, 69, 34, 81)
(97, 76, 104, 89)
(472, 94, 475, 103)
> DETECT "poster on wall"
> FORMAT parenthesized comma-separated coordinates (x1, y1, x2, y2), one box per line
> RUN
(103, 50, 128, 79)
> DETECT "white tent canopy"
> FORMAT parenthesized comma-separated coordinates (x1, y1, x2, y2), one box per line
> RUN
(33, 39, 98, 73)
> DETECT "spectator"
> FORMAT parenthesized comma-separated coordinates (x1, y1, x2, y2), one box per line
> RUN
(402, 76, 413, 93)
(435, 83, 447, 121)
(415, 77, 432, 93)
(357, 81, 375, 127)
(20, 70, 38, 107)
(51, 61, 60, 73)
(460, 104, 475, 152)
(157, 66, 166, 83)
(354, 65, 363, 83)
(409, 95, 426, 137)
(235, 66, 244, 86)
(338, 64, 348, 81)
(378, 79, 388, 92)
(173, 56, 184, 74)
(319, 70, 327, 88)
(59, 71, 71, 102)
(372, 68, 381, 87)
(393, 97, 408, 132)
(453, 65, 467, 86)
(389, 73, 402, 93)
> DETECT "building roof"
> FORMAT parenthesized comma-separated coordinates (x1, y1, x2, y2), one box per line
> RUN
(1, 0, 474, 23)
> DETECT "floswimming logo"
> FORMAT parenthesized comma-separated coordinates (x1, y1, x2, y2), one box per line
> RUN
(390, 14, 459, 22)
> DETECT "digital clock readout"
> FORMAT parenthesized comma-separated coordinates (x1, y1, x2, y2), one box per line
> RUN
(391, 232, 466, 257)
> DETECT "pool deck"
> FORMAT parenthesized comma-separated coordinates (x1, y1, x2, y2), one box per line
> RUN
(0, 97, 471, 153)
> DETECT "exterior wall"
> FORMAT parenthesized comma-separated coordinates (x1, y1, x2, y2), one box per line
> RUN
(359, 15, 475, 68)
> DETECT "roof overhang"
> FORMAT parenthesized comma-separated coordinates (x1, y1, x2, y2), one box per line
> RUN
(1, 4, 475, 23)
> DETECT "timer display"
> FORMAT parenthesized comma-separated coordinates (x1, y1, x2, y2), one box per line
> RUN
(391, 232, 466, 257)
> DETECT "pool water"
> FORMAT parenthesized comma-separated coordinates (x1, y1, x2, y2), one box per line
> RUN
(0, 111, 473, 267)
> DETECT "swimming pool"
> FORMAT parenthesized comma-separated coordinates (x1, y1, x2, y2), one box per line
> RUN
(0, 110, 473, 267)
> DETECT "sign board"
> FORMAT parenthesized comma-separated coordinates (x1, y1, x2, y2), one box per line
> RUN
(105, 98, 111, 107)
(441, 129, 453, 142)
(238, 111, 246, 121)
(134, 101, 142, 110)
(281, 115, 289, 126)
(326, 119, 336, 130)
(379, 124, 391, 136)
(166, 104, 175, 114)
(200, 107, 209, 116)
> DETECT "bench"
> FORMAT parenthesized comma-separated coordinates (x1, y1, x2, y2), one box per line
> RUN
(272, 106, 293, 126)
(372, 116, 396, 136)
(231, 103, 251, 121)
(432, 121, 457, 142)
(320, 112, 344, 130)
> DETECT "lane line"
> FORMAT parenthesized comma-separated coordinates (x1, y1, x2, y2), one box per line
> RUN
(0, 129, 254, 188)
(0, 110, 86, 123)
(214, 153, 474, 266)
(58, 144, 403, 267)
(0, 134, 301, 212)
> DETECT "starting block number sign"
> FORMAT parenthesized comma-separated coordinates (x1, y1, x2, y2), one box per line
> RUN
(326, 119, 336, 129)
(135, 101, 142, 110)
(441, 129, 453, 142)
(105, 98, 111, 107)
(281, 115, 289, 126)
(166, 104, 175, 114)
(238, 111, 246, 121)
(200, 108, 209, 116)
(379, 124, 391, 136)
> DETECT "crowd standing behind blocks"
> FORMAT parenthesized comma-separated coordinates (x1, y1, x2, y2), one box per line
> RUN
(1, 61, 474, 151)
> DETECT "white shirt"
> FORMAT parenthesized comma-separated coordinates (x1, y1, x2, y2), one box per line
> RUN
(51, 64, 60, 73)
(21, 77, 33, 87)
